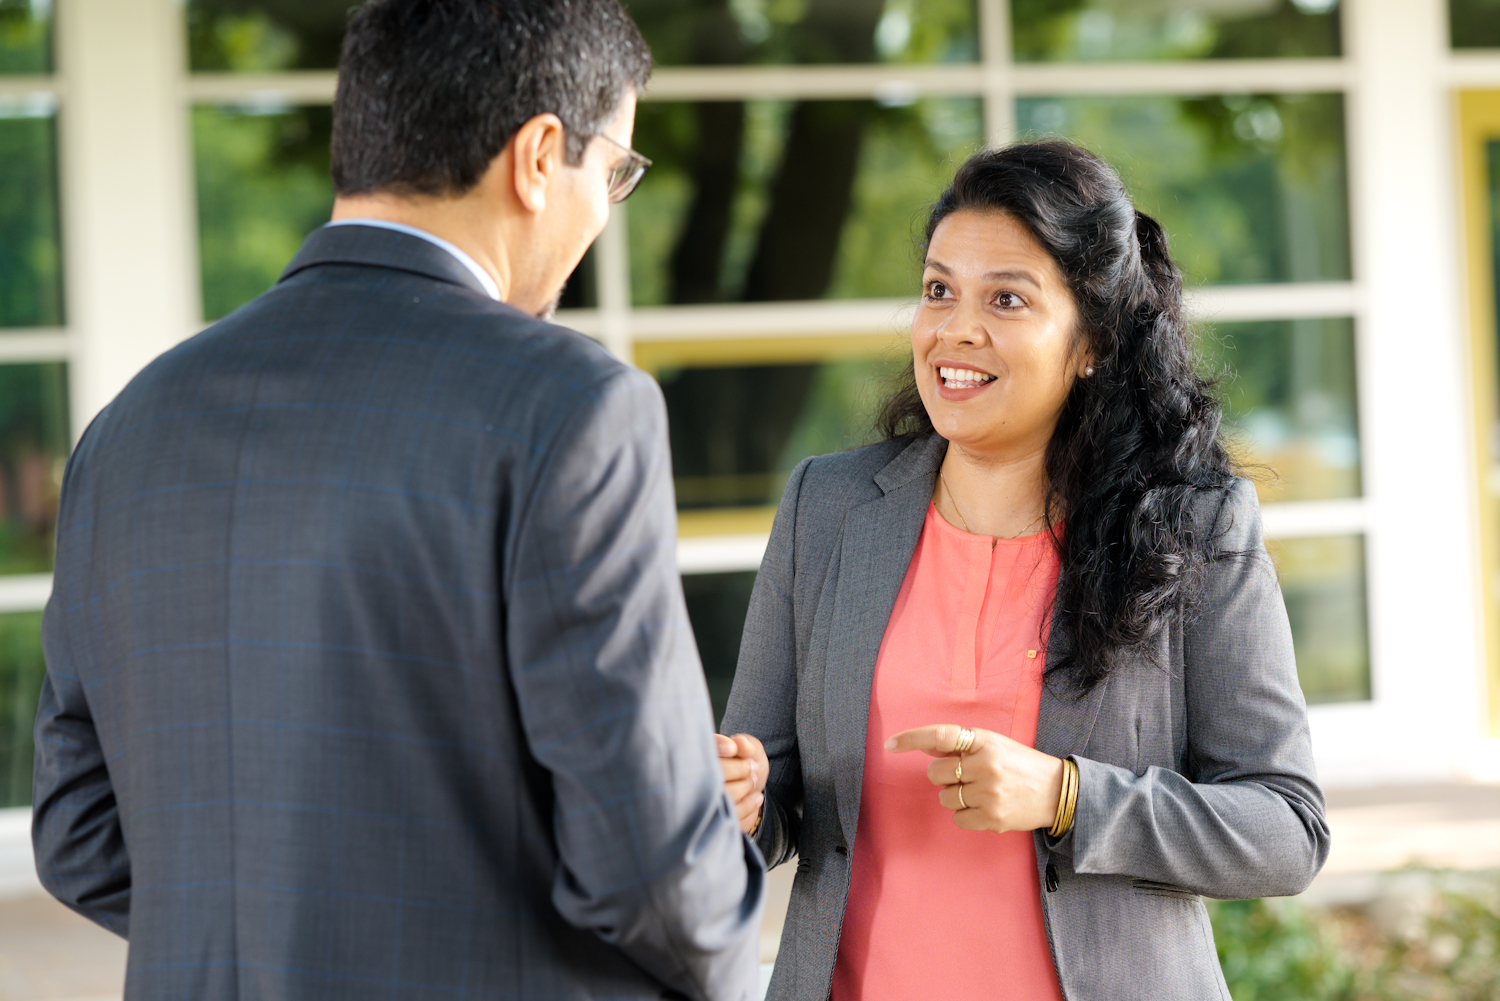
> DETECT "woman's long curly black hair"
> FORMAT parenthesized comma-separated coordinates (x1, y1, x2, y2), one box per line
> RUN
(878, 141, 1236, 689)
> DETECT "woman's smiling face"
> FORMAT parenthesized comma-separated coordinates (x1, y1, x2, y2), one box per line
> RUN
(913, 209, 1089, 458)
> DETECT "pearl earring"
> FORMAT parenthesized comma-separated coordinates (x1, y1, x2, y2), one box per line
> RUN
(1084, 366, 1095, 377)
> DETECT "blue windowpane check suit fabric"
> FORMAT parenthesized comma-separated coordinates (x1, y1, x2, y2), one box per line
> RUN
(31, 225, 765, 1001)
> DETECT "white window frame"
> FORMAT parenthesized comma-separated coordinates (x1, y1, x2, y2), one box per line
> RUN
(0, 0, 1493, 787)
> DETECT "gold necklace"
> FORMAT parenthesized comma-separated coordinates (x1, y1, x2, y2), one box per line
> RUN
(939, 473, 1045, 542)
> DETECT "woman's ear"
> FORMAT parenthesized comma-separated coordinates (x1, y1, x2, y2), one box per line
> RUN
(1073, 340, 1097, 380)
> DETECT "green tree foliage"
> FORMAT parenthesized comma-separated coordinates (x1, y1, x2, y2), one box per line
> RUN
(1010, 0, 1340, 63)
(0, 0, 49, 74)
(0, 363, 67, 575)
(186, 0, 348, 71)
(1016, 94, 1350, 287)
(1208, 874, 1500, 1001)
(0, 611, 44, 808)
(0, 114, 62, 327)
(1211, 898, 1358, 1001)
(1451, 0, 1500, 50)
(193, 105, 334, 321)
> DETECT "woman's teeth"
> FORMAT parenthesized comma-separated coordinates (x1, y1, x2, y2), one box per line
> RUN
(939, 366, 996, 388)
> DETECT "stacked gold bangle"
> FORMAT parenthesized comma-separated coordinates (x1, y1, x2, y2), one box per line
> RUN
(1048, 758, 1079, 838)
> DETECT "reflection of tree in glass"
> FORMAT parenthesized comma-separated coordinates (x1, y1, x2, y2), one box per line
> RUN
(0, 115, 62, 327)
(1268, 535, 1370, 704)
(1017, 93, 1349, 286)
(654, 0, 886, 305)
(626, 0, 976, 66)
(659, 357, 898, 509)
(186, 0, 350, 72)
(0, 610, 44, 808)
(634, 96, 977, 304)
(1011, 0, 1340, 63)
(0, 0, 50, 74)
(193, 105, 335, 320)
(660, 364, 819, 508)
(1452, 0, 1500, 49)
(0, 363, 68, 575)
(1198, 318, 1360, 503)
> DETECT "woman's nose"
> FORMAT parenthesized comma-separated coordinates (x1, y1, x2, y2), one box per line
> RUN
(936, 301, 990, 347)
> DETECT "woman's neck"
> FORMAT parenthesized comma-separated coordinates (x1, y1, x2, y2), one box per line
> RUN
(933, 442, 1052, 540)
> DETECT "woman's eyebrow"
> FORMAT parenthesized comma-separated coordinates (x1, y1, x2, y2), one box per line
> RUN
(921, 260, 1042, 288)
(985, 268, 1042, 287)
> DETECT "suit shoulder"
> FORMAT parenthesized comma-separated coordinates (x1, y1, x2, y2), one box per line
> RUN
(1190, 476, 1262, 549)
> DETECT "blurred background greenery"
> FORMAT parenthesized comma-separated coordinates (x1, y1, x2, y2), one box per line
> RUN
(1209, 872, 1500, 1001)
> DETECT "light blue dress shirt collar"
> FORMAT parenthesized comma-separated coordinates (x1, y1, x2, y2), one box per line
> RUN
(324, 218, 502, 301)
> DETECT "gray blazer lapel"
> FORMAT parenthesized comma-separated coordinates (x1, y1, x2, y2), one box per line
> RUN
(1035, 599, 1111, 759)
(823, 434, 946, 847)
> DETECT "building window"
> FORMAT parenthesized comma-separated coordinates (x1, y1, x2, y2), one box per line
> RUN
(1012, 0, 1342, 62)
(191, 103, 335, 321)
(0, 98, 62, 328)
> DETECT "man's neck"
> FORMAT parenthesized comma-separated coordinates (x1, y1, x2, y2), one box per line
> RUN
(332, 193, 512, 302)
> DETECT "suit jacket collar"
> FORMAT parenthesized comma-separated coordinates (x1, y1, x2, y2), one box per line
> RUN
(279, 224, 495, 299)
(872, 431, 948, 495)
(825, 434, 946, 844)
(824, 431, 1109, 847)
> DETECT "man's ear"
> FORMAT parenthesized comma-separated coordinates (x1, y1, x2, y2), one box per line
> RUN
(507, 112, 567, 214)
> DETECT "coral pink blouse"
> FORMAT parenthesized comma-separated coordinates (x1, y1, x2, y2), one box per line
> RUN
(831, 502, 1065, 1001)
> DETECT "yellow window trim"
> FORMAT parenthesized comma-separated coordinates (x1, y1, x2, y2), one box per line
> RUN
(677, 507, 778, 538)
(633, 332, 908, 372)
(1457, 90, 1500, 736)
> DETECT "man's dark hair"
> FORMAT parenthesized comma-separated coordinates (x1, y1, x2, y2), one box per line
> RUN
(332, 0, 652, 196)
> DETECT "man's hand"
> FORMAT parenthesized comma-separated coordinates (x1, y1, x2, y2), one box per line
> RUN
(716, 733, 769, 835)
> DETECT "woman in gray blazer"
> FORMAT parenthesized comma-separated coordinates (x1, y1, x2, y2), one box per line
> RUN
(715, 141, 1329, 1001)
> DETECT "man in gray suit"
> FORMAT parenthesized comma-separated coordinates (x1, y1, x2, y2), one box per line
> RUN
(31, 2, 764, 998)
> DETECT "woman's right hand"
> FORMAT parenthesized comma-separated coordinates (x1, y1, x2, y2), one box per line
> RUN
(716, 733, 769, 835)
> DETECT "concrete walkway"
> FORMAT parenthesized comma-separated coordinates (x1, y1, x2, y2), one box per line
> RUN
(1, 782, 1494, 1001)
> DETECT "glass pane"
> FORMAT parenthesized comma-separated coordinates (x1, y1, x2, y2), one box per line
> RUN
(0, 0, 50, 74)
(1202, 318, 1359, 502)
(630, 98, 982, 307)
(1452, 0, 1500, 49)
(186, 0, 349, 71)
(657, 355, 900, 509)
(0, 363, 68, 575)
(0, 101, 62, 327)
(1013, 0, 1340, 62)
(193, 104, 335, 321)
(1268, 534, 1370, 704)
(629, 0, 977, 66)
(682, 571, 757, 727)
(0, 610, 43, 807)
(1016, 93, 1350, 285)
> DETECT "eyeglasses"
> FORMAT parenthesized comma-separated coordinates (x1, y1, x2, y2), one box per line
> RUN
(593, 132, 652, 204)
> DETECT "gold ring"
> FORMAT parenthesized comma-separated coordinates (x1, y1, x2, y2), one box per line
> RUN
(954, 759, 963, 784)
(957, 784, 968, 810)
(954, 727, 975, 754)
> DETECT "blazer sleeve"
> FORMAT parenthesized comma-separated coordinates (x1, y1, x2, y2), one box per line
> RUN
(33, 564, 132, 935)
(504, 364, 764, 1001)
(721, 457, 812, 869)
(1056, 478, 1331, 899)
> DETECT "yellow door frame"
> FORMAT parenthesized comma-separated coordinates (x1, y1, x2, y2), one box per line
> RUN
(1457, 91, 1500, 737)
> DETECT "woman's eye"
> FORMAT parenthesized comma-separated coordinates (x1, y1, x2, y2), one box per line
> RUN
(926, 281, 950, 300)
(996, 291, 1023, 309)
